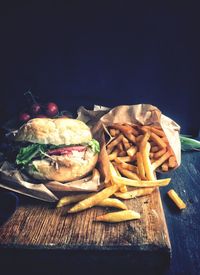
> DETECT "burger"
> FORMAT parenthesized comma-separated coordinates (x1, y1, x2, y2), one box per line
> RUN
(14, 118, 100, 182)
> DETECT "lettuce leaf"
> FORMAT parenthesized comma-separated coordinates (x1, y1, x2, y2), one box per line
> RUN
(88, 139, 100, 154)
(16, 144, 48, 166)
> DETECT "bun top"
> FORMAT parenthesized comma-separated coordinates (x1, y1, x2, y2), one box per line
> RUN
(15, 118, 92, 145)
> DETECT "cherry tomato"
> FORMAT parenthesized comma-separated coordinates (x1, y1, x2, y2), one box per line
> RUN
(31, 103, 41, 115)
(45, 102, 59, 117)
(19, 113, 31, 122)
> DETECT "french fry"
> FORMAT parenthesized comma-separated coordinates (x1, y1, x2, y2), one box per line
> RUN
(168, 156, 177, 168)
(57, 195, 127, 210)
(97, 198, 127, 210)
(152, 150, 172, 170)
(95, 210, 140, 223)
(161, 162, 169, 172)
(112, 162, 121, 176)
(151, 145, 160, 153)
(115, 156, 133, 163)
(112, 174, 171, 187)
(107, 134, 123, 154)
(127, 146, 137, 157)
(117, 162, 138, 173)
(114, 187, 155, 199)
(141, 127, 167, 148)
(136, 135, 144, 143)
(139, 132, 151, 150)
(68, 184, 120, 213)
(118, 150, 127, 157)
(122, 136, 131, 150)
(150, 132, 167, 148)
(167, 189, 186, 210)
(154, 147, 167, 159)
(112, 162, 128, 193)
(117, 165, 140, 180)
(112, 123, 134, 134)
(117, 142, 124, 152)
(149, 152, 154, 158)
(136, 152, 146, 180)
(109, 128, 116, 136)
(141, 141, 155, 180)
(123, 123, 139, 136)
(119, 185, 128, 193)
(57, 193, 92, 207)
(123, 132, 136, 143)
(149, 126, 166, 137)
(108, 148, 119, 160)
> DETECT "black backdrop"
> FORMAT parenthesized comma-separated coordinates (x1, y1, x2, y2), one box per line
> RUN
(0, 1, 199, 135)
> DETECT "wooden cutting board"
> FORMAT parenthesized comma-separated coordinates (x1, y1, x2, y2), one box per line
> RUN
(0, 186, 171, 274)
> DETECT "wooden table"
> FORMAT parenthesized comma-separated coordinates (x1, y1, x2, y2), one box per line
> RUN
(0, 152, 199, 275)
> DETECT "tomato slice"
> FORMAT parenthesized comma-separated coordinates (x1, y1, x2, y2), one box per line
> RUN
(47, 146, 86, 156)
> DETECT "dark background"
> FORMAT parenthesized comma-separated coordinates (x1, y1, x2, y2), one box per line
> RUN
(0, 1, 199, 134)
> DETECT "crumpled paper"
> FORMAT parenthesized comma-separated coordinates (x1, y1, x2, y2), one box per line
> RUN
(0, 104, 181, 202)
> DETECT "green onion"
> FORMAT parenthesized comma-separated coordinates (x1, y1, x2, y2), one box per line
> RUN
(180, 135, 200, 151)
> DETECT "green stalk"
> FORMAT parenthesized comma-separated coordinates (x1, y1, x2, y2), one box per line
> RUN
(180, 135, 200, 151)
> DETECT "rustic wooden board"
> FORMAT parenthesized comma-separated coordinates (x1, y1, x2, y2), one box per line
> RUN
(0, 184, 171, 275)
(0, 188, 170, 249)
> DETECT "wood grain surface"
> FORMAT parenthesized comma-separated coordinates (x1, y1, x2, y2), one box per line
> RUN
(0, 165, 172, 275)
(0, 188, 170, 251)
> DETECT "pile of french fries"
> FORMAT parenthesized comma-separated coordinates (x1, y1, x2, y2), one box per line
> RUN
(56, 123, 180, 222)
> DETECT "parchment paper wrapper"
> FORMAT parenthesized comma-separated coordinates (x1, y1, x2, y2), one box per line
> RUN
(0, 104, 180, 202)
(100, 104, 181, 166)
(77, 104, 181, 183)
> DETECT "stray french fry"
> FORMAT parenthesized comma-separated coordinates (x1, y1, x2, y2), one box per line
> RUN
(95, 210, 140, 223)
(97, 198, 127, 210)
(167, 189, 186, 210)
(141, 141, 155, 180)
(152, 150, 172, 170)
(115, 187, 155, 199)
(168, 156, 177, 168)
(107, 134, 123, 154)
(127, 146, 137, 157)
(117, 165, 140, 180)
(57, 193, 92, 207)
(112, 175, 171, 187)
(136, 152, 146, 180)
(68, 184, 120, 213)
(154, 148, 167, 159)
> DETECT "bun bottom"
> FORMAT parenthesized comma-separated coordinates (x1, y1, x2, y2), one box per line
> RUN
(26, 151, 98, 182)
